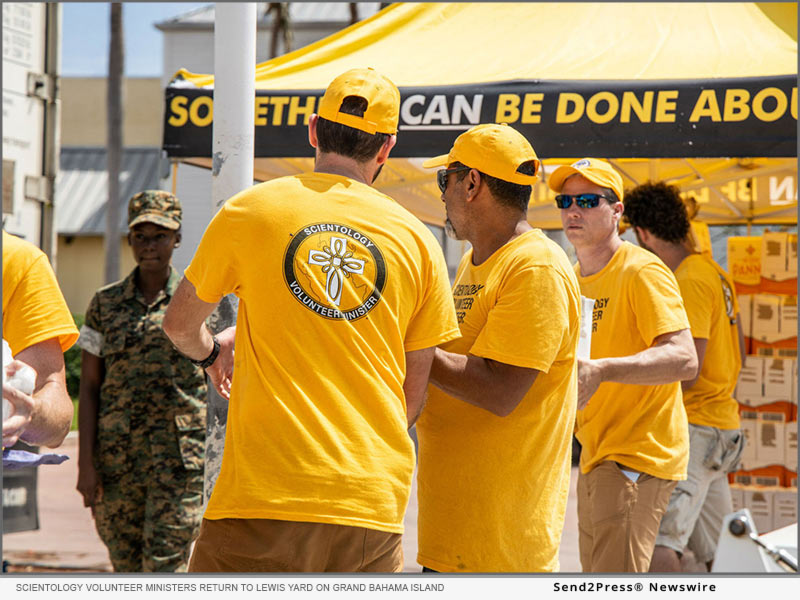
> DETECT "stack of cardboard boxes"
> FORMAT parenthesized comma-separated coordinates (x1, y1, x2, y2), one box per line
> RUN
(728, 233, 798, 534)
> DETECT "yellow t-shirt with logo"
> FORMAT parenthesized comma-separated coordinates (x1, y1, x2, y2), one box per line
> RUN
(2, 231, 79, 355)
(416, 229, 580, 572)
(675, 254, 741, 430)
(185, 173, 460, 533)
(575, 242, 689, 480)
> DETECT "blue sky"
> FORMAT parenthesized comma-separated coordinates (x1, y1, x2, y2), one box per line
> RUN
(62, 2, 208, 77)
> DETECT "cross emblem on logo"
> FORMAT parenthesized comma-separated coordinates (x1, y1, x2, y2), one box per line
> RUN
(308, 237, 365, 306)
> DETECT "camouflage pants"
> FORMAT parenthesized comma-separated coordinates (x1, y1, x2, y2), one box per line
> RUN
(93, 469, 203, 572)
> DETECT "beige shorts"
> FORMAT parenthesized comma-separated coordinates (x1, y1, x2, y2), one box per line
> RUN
(188, 517, 403, 573)
(656, 424, 744, 564)
(578, 460, 677, 572)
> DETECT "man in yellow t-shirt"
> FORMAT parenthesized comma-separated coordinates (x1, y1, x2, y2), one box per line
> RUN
(549, 159, 697, 573)
(416, 124, 581, 572)
(3, 230, 79, 448)
(623, 181, 745, 572)
(161, 68, 460, 572)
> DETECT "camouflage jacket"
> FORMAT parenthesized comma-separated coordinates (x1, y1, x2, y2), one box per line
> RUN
(79, 267, 207, 479)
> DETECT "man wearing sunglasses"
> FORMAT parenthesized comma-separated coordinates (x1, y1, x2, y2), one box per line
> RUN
(549, 158, 697, 573)
(623, 182, 745, 573)
(415, 124, 581, 572)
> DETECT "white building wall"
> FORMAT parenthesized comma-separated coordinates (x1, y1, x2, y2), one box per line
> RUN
(162, 163, 215, 276)
(2, 2, 48, 245)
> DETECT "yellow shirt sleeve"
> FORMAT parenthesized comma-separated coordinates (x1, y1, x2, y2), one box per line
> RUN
(630, 263, 689, 346)
(471, 266, 569, 372)
(677, 275, 712, 340)
(3, 251, 78, 355)
(403, 243, 460, 352)
(184, 204, 240, 303)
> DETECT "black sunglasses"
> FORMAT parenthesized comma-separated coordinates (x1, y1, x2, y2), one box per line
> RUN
(555, 193, 613, 209)
(436, 166, 471, 193)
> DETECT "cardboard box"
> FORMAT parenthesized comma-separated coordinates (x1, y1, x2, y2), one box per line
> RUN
(761, 232, 790, 281)
(736, 356, 764, 398)
(739, 410, 758, 464)
(780, 295, 797, 337)
(757, 412, 786, 465)
(728, 236, 762, 287)
(751, 294, 781, 340)
(743, 487, 774, 533)
(737, 397, 793, 419)
(751, 339, 798, 357)
(732, 471, 751, 485)
(759, 399, 793, 422)
(733, 469, 786, 487)
(738, 294, 753, 340)
(793, 359, 798, 404)
(786, 423, 798, 472)
(787, 234, 797, 278)
(737, 395, 767, 409)
(763, 358, 794, 398)
(756, 346, 798, 358)
(773, 489, 798, 530)
(729, 484, 746, 512)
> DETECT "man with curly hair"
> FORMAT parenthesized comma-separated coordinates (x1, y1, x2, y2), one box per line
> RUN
(550, 159, 697, 573)
(623, 181, 745, 572)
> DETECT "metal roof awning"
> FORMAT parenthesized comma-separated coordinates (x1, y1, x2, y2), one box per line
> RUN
(56, 147, 164, 236)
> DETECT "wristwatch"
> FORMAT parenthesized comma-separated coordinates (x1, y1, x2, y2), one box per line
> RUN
(190, 336, 220, 369)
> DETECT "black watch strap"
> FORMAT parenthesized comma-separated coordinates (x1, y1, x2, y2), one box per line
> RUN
(190, 336, 220, 369)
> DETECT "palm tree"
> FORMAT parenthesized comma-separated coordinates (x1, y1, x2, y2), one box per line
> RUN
(267, 3, 292, 58)
(105, 2, 123, 284)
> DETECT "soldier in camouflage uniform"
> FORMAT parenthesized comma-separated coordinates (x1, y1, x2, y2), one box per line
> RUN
(76, 191, 207, 572)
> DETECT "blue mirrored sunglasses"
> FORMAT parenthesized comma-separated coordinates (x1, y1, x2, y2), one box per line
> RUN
(555, 193, 613, 209)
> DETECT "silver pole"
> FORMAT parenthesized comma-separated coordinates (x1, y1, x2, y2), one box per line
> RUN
(203, 2, 257, 503)
(41, 2, 61, 268)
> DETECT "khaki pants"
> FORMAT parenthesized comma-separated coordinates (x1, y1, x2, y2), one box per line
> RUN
(656, 425, 743, 564)
(188, 518, 403, 573)
(577, 461, 677, 572)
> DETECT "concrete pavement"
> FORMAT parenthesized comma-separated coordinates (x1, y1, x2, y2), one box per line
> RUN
(2, 433, 111, 571)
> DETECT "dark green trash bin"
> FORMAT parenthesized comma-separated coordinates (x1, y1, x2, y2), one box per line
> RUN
(2, 442, 39, 533)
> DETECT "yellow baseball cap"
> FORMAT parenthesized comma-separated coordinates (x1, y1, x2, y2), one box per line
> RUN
(548, 158, 624, 201)
(422, 123, 539, 185)
(317, 68, 400, 135)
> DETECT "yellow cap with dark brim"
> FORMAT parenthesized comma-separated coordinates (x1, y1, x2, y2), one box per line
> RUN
(548, 158, 624, 201)
(421, 123, 539, 185)
(318, 68, 400, 135)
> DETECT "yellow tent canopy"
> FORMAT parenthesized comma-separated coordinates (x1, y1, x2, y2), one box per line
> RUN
(163, 2, 797, 228)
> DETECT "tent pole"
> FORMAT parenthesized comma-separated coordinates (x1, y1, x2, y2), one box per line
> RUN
(171, 161, 178, 196)
(202, 2, 257, 506)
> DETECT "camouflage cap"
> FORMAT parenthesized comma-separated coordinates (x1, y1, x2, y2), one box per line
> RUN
(127, 190, 182, 230)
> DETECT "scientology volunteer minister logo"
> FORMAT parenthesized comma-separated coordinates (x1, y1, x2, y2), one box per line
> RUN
(283, 223, 387, 321)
